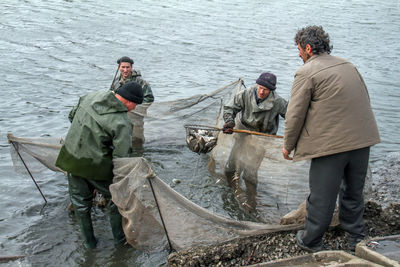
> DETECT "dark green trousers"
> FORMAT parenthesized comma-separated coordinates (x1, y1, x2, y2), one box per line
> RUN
(67, 173, 126, 248)
(302, 147, 370, 247)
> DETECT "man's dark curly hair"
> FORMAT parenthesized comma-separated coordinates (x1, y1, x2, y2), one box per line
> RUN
(294, 25, 332, 55)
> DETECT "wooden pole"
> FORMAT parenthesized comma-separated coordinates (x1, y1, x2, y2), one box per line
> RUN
(147, 177, 174, 253)
(109, 64, 120, 91)
(230, 128, 283, 139)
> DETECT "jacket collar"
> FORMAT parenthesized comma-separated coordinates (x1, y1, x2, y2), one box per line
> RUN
(305, 52, 329, 64)
(252, 88, 275, 110)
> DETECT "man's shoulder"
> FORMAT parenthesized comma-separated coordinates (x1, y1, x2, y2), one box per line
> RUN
(296, 53, 349, 76)
(272, 91, 284, 101)
(83, 90, 111, 101)
(232, 87, 253, 102)
(131, 69, 142, 77)
(84, 91, 126, 113)
(242, 86, 256, 95)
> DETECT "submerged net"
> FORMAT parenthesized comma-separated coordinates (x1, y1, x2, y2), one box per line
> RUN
(7, 135, 301, 252)
(110, 157, 300, 251)
(207, 125, 310, 222)
(206, 119, 373, 223)
(6, 78, 373, 252)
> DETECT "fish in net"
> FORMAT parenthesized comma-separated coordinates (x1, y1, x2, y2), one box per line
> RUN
(184, 125, 220, 154)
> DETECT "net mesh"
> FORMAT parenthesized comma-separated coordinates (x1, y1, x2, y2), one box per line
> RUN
(8, 134, 64, 174)
(130, 79, 243, 145)
(6, 79, 373, 251)
(110, 157, 301, 251)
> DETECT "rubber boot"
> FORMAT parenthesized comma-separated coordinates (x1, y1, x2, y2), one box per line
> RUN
(76, 212, 97, 249)
(108, 202, 126, 246)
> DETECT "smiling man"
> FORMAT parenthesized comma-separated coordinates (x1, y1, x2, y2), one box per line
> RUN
(110, 56, 154, 104)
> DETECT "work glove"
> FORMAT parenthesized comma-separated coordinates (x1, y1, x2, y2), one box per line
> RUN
(222, 121, 235, 134)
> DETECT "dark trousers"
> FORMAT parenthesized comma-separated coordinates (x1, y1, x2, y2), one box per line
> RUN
(302, 147, 370, 247)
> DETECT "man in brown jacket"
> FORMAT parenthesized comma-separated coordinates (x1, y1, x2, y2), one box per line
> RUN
(282, 26, 380, 252)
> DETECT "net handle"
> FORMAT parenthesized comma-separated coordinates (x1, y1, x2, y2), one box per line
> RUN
(232, 129, 283, 139)
(184, 124, 283, 139)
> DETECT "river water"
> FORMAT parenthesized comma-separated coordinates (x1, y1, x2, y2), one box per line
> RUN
(1, 0, 399, 266)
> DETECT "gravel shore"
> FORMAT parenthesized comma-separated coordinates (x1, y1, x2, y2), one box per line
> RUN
(168, 201, 400, 267)
(168, 153, 400, 267)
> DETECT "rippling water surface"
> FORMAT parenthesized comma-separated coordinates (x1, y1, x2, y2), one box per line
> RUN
(1, 0, 399, 266)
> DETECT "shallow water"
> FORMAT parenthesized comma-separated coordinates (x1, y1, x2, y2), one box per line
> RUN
(1, 0, 400, 266)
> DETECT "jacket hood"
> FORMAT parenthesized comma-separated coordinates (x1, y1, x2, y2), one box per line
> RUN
(87, 91, 127, 115)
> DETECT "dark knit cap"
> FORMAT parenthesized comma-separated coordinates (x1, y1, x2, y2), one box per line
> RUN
(256, 72, 277, 90)
(116, 82, 143, 104)
(117, 56, 134, 65)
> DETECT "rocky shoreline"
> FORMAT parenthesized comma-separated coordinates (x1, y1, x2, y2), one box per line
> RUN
(168, 154, 400, 266)
(167, 201, 400, 267)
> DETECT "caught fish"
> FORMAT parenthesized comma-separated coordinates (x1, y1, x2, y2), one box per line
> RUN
(185, 128, 219, 154)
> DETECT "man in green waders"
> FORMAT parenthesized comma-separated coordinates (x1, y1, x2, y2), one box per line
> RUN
(56, 81, 143, 249)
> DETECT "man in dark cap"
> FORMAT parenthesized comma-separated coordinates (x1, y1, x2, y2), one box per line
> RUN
(110, 56, 154, 147)
(56, 82, 143, 249)
(110, 56, 154, 104)
(222, 72, 288, 215)
(223, 72, 287, 135)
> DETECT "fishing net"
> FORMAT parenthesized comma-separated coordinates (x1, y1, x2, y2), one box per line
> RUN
(207, 127, 311, 223)
(128, 79, 243, 146)
(110, 157, 300, 251)
(7, 135, 301, 252)
(184, 124, 220, 154)
(206, 119, 373, 223)
(6, 78, 374, 252)
(8, 134, 64, 174)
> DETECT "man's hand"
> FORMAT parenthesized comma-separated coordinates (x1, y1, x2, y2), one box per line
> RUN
(282, 148, 293, 160)
(222, 122, 234, 134)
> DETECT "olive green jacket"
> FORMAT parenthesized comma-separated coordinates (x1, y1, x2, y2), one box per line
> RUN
(56, 91, 133, 181)
(284, 53, 380, 161)
(223, 86, 287, 134)
(110, 70, 154, 103)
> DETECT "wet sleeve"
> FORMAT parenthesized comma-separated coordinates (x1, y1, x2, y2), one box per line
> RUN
(111, 119, 133, 158)
(223, 91, 245, 124)
(277, 97, 288, 119)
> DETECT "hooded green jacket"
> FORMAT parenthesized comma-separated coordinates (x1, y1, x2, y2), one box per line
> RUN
(56, 90, 133, 181)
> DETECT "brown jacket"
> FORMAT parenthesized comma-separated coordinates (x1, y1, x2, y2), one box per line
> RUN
(284, 53, 380, 161)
